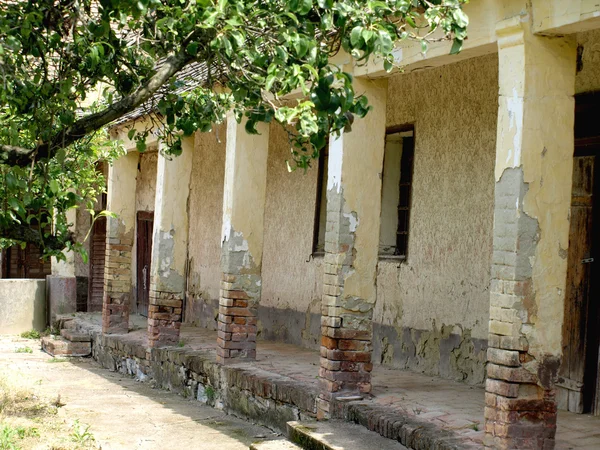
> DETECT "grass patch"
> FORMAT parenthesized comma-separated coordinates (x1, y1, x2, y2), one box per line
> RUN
(19, 330, 40, 340)
(47, 358, 68, 364)
(177, 339, 185, 348)
(14, 347, 32, 354)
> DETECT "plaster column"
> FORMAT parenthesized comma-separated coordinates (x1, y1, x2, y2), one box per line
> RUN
(147, 137, 193, 347)
(484, 16, 576, 450)
(216, 115, 269, 364)
(102, 151, 138, 334)
(318, 78, 387, 418)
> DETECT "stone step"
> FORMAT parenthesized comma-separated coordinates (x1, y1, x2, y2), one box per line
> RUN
(41, 336, 91, 357)
(287, 420, 409, 450)
(250, 440, 302, 450)
(60, 328, 91, 342)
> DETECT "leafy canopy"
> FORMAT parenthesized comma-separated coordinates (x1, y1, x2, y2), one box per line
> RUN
(0, 0, 468, 257)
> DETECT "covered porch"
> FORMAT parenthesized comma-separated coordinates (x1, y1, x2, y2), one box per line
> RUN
(65, 312, 600, 449)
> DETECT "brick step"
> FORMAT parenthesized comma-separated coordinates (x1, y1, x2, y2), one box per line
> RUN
(250, 440, 302, 450)
(60, 328, 91, 342)
(287, 420, 409, 450)
(41, 335, 91, 357)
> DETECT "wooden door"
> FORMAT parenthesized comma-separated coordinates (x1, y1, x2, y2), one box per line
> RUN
(136, 211, 154, 317)
(87, 217, 107, 312)
(3, 243, 50, 279)
(559, 155, 600, 414)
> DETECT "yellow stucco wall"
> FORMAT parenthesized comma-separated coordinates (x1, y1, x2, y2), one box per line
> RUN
(576, 29, 600, 93)
(379, 53, 499, 342)
(186, 125, 227, 326)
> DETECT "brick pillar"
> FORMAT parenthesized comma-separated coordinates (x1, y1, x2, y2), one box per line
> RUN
(216, 116, 269, 364)
(484, 16, 576, 450)
(147, 137, 194, 347)
(318, 79, 387, 418)
(102, 151, 138, 334)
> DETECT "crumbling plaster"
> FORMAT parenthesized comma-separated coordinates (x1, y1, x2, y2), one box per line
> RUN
(135, 151, 158, 213)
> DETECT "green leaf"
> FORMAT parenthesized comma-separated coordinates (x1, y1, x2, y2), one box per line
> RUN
(450, 38, 463, 55)
(376, 31, 393, 54)
(452, 9, 469, 28)
(49, 180, 59, 195)
(350, 26, 363, 47)
(187, 42, 199, 56)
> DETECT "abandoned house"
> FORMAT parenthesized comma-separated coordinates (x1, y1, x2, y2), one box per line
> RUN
(13, 1, 600, 449)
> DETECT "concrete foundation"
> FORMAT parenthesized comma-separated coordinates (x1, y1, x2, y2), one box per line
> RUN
(0, 279, 46, 334)
(46, 275, 77, 324)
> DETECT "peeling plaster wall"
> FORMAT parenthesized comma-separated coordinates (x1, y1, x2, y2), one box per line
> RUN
(182, 41, 600, 384)
(183, 57, 499, 382)
(185, 125, 227, 328)
(135, 151, 158, 213)
(375, 54, 499, 384)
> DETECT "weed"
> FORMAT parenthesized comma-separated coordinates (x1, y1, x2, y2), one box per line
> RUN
(469, 423, 479, 431)
(42, 327, 59, 336)
(204, 386, 215, 404)
(70, 420, 94, 445)
(47, 358, 67, 364)
(14, 347, 32, 354)
(15, 426, 39, 439)
(0, 425, 17, 450)
(177, 339, 185, 348)
(19, 330, 40, 340)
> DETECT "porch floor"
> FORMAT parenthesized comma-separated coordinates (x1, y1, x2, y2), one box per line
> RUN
(77, 313, 600, 449)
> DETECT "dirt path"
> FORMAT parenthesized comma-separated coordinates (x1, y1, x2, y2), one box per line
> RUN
(0, 335, 279, 449)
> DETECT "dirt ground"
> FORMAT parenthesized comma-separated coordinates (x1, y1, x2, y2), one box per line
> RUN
(0, 334, 280, 450)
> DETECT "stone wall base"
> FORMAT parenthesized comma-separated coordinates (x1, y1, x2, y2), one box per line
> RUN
(68, 322, 317, 433)
(62, 315, 480, 449)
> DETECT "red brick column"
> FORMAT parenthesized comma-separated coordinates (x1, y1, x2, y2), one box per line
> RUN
(102, 239, 132, 333)
(148, 290, 183, 347)
(484, 15, 576, 450)
(146, 139, 193, 348)
(216, 273, 258, 363)
(216, 116, 269, 364)
(317, 79, 387, 418)
(102, 151, 137, 334)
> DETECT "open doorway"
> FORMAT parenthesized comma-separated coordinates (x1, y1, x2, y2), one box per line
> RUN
(558, 92, 600, 415)
(136, 211, 154, 318)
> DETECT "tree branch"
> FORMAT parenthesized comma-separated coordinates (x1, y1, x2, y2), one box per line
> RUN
(3, 49, 195, 167)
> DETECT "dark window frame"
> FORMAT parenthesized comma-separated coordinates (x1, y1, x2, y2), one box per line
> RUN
(312, 145, 328, 256)
(379, 124, 416, 261)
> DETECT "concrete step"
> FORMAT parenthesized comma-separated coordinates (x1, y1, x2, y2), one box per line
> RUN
(287, 420, 409, 450)
(250, 440, 302, 450)
(41, 335, 91, 357)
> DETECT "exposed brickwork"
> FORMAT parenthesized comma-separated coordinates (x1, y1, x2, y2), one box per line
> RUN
(318, 189, 374, 418)
(216, 273, 259, 364)
(102, 239, 132, 334)
(148, 289, 183, 347)
(484, 169, 557, 450)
